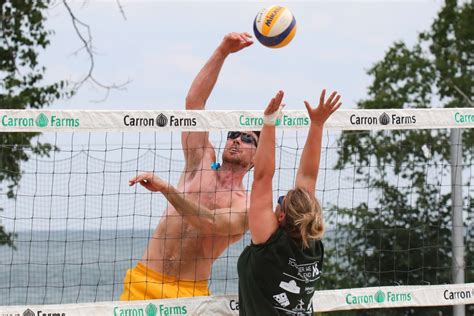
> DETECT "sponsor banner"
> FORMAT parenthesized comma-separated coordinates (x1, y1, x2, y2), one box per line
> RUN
(0, 295, 240, 316)
(1, 284, 473, 315)
(313, 283, 474, 312)
(0, 108, 472, 132)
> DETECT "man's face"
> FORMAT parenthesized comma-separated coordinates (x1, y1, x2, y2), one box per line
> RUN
(222, 131, 259, 168)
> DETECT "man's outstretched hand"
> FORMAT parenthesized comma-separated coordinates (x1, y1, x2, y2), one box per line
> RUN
(129, 172, 169, 193)
(218, 32, 254, 55)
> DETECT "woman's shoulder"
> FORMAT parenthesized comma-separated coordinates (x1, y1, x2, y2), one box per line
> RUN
(251, 227, 286, 248)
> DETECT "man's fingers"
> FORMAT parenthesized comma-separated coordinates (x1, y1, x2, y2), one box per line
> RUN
(129, 173, 152, 185)
(239, 33, 253, 46)
(241, 32, 253, 44)
(239, 35, 250, 44)
(129, 175, 143, 186)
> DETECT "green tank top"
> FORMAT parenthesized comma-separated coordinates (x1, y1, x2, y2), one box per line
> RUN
(237, 228, 324, 315)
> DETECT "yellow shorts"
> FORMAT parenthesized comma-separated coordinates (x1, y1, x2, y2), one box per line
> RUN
(120, 262, 210, 301)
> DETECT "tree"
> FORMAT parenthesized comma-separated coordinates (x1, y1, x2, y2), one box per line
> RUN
(0, 1, 68, 248)
(0, 0, 127, 250)
(320, 1, 473, 315)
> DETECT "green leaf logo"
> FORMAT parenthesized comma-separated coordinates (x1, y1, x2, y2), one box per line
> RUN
(35, 113, 48, 128)
(145, 303, 157, 316)
(374, 290, 386, 303)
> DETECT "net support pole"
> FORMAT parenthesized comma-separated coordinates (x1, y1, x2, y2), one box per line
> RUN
(450, 128, 465, 316)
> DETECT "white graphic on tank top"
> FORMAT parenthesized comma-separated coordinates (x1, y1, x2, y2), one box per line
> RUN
(295, 299, 304, 310)
(287, 258, 321, 283)
(290, 299, 311, 315)
(273, 292, 290, 307)
(304, 286, 315, 294)
(279, 279, 301, 294)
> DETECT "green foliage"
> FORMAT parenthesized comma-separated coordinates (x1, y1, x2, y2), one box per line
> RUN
(0, 1, 69, 247)
(322, 1, 474, 315)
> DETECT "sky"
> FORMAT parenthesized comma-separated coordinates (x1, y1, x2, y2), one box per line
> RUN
(42, 0, 444, 111)
(3, 1, 448, 231)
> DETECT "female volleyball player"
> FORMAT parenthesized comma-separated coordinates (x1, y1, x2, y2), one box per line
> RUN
(237, 89, 341, 315)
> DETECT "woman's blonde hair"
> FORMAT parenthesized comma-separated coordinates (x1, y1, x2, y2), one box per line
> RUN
(281, 187, 324, 248)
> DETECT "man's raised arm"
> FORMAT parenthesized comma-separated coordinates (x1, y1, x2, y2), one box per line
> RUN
(182, 32, 253, 172)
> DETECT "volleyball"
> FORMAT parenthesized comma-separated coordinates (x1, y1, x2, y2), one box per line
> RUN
(253, 5, 297, 48)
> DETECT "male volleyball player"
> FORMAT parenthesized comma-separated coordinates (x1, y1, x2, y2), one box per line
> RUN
(120, 32, 258, 300)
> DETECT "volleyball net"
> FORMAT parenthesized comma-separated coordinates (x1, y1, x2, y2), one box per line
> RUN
(0, 108, 473, 315)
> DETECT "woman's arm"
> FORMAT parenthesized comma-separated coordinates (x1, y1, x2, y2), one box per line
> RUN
(295, 89, 342, 193)
(248, 90, 285, 244)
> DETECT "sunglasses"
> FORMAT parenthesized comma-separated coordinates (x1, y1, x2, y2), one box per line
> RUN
(227, 131, 258, 147)
(277, 195, 285, 208)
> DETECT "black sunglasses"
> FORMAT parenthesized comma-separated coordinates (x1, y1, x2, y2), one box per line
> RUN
(227, 131, 258, 147)
(277, 195, 285, 208)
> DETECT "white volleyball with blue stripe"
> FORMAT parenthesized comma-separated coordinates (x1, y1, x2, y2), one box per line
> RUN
(253, 5, 297, 48)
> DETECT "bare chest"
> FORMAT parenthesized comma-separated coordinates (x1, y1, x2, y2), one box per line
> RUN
(177, 172, 246, 210)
